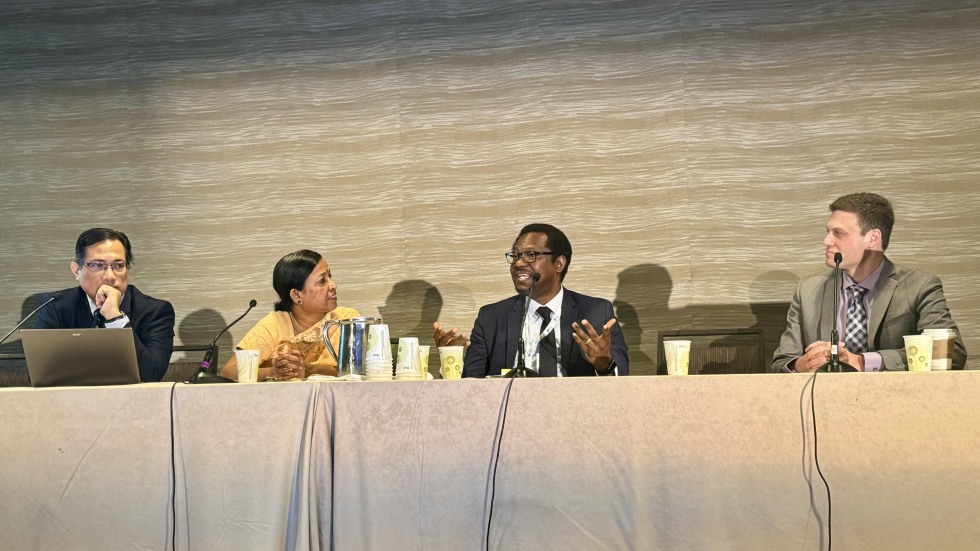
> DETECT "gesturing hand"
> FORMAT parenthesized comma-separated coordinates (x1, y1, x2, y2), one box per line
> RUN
(433, 322, 469, 347)
(572, 318, 617, 372)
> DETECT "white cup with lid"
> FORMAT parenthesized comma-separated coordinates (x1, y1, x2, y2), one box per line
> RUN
(922, 328, 956, 371)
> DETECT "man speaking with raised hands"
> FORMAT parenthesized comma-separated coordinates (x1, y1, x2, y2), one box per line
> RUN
(435, 223, 628, 377)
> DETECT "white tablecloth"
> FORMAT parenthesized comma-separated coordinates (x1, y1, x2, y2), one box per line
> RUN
(2, 372, 978, 550)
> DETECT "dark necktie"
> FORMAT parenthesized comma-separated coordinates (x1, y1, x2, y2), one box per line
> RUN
(536, 306, 558, 377)
(93, 310, 106, 328)
(844, 285, 869, 353)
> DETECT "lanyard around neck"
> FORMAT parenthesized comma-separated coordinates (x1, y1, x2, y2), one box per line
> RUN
(522, 315, 561, 374)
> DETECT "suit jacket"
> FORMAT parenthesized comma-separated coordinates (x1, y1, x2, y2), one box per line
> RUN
(771, 258, 967, 372)
(464, 288, 629, 377)
(36, 286, 176, 382)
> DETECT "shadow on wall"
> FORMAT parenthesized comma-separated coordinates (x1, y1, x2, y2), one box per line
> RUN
(748, 270, 801, 367)
(614, 264, 798, 376)
(378, 280, 443, 341)
(613, 265, 671, 377)
(178, 308, 232, 366)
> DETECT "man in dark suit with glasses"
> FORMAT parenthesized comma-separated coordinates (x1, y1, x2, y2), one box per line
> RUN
(36, 228, 175, 382)
(434, 223, 628, 377)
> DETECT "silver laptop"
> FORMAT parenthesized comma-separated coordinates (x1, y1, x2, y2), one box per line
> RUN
(20, 328, 141, 387)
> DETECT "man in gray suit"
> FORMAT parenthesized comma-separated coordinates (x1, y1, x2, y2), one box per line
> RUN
(771, 193, 966, 372)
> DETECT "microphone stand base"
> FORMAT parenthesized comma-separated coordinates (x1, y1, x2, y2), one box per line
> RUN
(819, 360, 858, 373)
(187, 371, 236, 384)
(503, 367, 540, 378)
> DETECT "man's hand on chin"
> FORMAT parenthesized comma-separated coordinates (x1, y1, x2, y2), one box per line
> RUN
(95, 285, 123, 318)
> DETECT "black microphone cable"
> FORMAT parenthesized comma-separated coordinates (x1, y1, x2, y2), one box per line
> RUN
(168, 381, 178, 551)
(485, 376, 516, 550)
(800, 369, 833, 551)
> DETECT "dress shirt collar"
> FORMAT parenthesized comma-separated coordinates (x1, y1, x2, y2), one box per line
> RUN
(843, 260, 884, 297)
(528, 286, 564, 321)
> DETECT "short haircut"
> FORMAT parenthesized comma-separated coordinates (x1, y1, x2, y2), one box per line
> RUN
(272, 249, 322, 312)
(515, 223, 572, 281)
(830, 193, 895, 250)
(75, 228, 134, 266)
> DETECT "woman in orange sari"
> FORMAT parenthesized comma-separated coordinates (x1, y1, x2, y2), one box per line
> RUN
(220, 250, 359, 381)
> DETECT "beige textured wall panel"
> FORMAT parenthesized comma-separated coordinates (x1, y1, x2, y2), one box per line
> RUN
(2, 1, 979, 377)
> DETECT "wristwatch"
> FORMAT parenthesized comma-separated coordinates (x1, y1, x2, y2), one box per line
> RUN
(600, 360, 617, 376)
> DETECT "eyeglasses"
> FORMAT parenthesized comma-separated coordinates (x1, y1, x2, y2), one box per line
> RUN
(82, 261, 128, 273)
(504, 251, 555, 264)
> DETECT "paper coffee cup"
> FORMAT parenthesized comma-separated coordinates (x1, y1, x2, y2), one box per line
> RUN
(438, 346, 464, 379)
(396, 337, 420, 373)
(922, 328, 956, 371)
(235, 349, 260, 383)
(903, 334, 934, 372)
(664, 340, 691, 376)
(366, 324, 391, 360)
(364, 355, 394, 381)
(419, 345, 431, 372)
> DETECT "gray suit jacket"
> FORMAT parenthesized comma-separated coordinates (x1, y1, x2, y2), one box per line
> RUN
(771, 258, 966, 372)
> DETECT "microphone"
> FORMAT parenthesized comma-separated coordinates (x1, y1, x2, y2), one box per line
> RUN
(505, 273, 541, 378)
(188, 299, 258, 384)
(0, 296, 57, 347)
(821, 252, 856, 372)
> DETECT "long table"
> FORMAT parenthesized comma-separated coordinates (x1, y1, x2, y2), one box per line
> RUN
(2, 372, 979, 550)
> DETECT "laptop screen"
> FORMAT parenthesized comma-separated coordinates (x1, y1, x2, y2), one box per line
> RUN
(20, 328, 141, 387)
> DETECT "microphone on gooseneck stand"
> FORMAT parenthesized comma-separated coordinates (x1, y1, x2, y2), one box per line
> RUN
(188, 299, 258, 384)
(505, 273, 541, 378)
(0, 296, 57, 347)
(820, 252, 856, 372)
(201, 299, 257, 371)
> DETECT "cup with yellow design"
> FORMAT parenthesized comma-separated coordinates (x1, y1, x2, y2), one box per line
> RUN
(395, 337, 423, 380)
(438, 346, 464, 379)
(903, 334, 934, 371)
